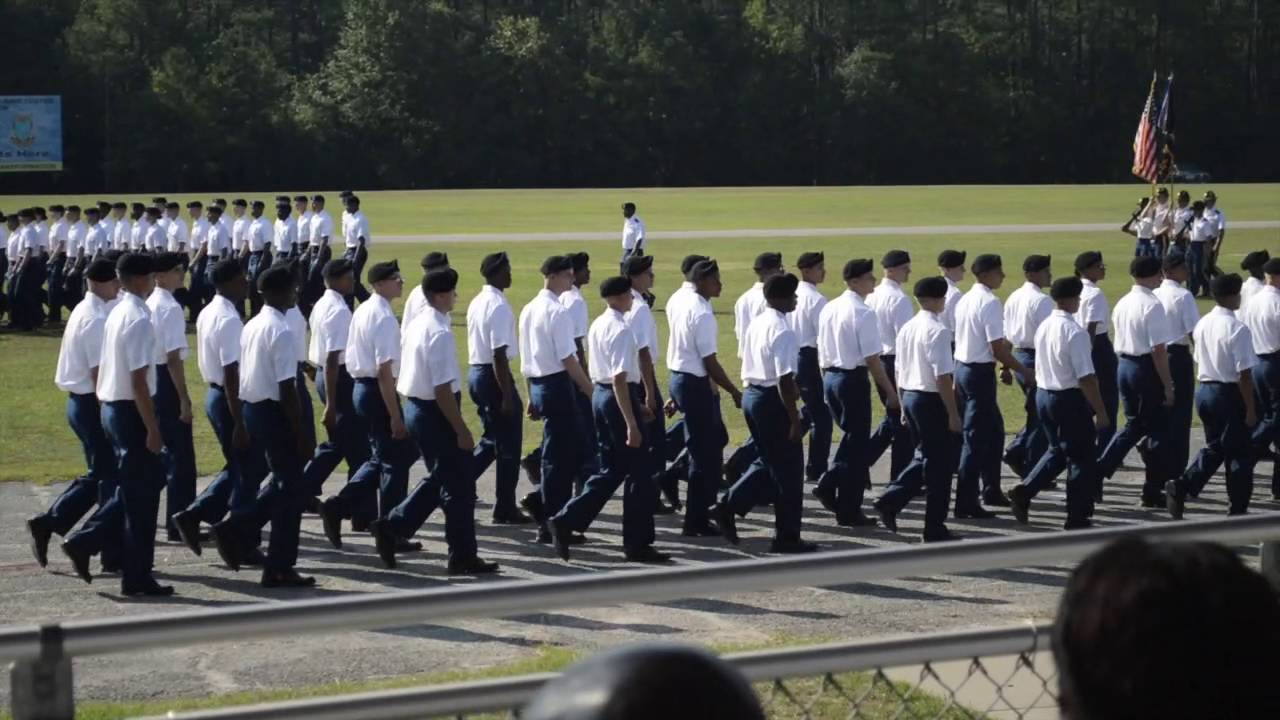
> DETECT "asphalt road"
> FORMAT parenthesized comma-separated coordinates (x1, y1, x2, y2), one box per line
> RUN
(0, 433, 1272, 708)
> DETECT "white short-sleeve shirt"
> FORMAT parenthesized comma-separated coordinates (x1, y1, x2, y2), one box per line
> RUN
(867, 278, 915, 356)
(519, 289, 578, 378)
(895, 310, 954, 393)
(296, 211, 314, 246)
(817, 290, 882, 370)
(147, 287, 189, 365)
(206, 220, 230, 256)
(248, 217, 270, 252)
(83, 224, 107, 256)
(953, 283, 1004, 364)
(1033, 310, 1096, 390)
(1241, 277, 1264, 311)
(66, 221, 88, 256)
(285, 305, 307, 369)
(466, 285, 519, 365)
(111, 219, 131, 251)
(128, 219, 147, 250)
(310, 211, 333, 246)
(788, 281, 827, 349)
(239, 306, 297, 403)
(344, 211, 370, 249)
(666, 291, 719, 377)
(231, 216, 251, 253)
(55, 294, 110, 394)
(733, 283, 766, 358)
(196, 294, 243, 386)
(401, 285, 428, 332)
(741, 308, 799, 388)
(1003, 281, 1054, 350)
(1241, 286, 1280, 355)
(560, 285, 590, 340)
(942, 277, 963, 332)
(166, 217, 189, 251)
(588, 308, 641, 384)
(1153, 279, 1200, 346)
(397, 307, 460, 400)
(97, 293, 157, 401)
(346, 294, 400, 378)
(308, 289, 352, 367)
(49, 219, 69, 251)
(144, 222, 167, 252)
(625, 289, 659, 359)
(1075, 279, 1110, 336)
(622, 216, 645, 251)
(273, 217, 297, 255)
(1111, 285, 1175, 356)
(1193, 307, 1258, 383)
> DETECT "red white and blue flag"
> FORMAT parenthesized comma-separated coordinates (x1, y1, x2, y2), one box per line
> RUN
(1132, 74, 1160, 183)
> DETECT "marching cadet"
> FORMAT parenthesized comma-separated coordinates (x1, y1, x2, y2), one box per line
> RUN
(517, 256, 595, 541)
(1096, 256, 1176, 507)
(171, 260, 262, 558)
(110, 202, 130, 251)
(655, 253, 709, 489)
(620, 202, 645, 265)
(865, 250, 915, 484)
(343, 194, 372, 302)
(403, 251, 450, 331)
(372, 268, 500, 574)
(165, 202, 187, 253)
(27, 258, 121, 567)
(1001, 255, 1054, 479)
(1151, 187, 1173, 256)
(272, 201, 297, 263)
(791, 252, 832, 484)
(938, 249, 966, 333)
(149, 252, 198, 542)
(1074, 251, 1118, 451)
(562, 252, 600, 491)
(293, 195, 313, 256)
(734, 252, 783, 359)
(46, 204, 69, 324)
(1166, 273, 1258, 519)
(246, 200, 271, 314)
(126, 203, 145, 250)
(872, 276, 963, 543)
(1152, 254, 1200, 489)
(713, 272, 816, 553)
(213, 199, 233, 250)
(1008, 277, 1110, 529)
(230, 199, 250, 261)
(621, 255, 676, 512)
(466, 252, 533, 524)
(284, 267, 315, 459)
(187, 201, 211, 321)
(339, 189, 354, 243)
(1240, 250, 1270, 309)
(96, 201, 115, 247)
(548, 275, 665, 562)
(953, 254, 1032, 514)
(227, 264, 316, 587)
(667, 259, 742, 536)
(62, 205, 89, 309)
(1186, 201, 1213, 297)
(1241, 257, 1280, 500)
(812, 259, 897, 526)
(1203, 191, 1227, 283)
(143, 207, 166, 253)
(303, 195, 334, 308)
(206, 205, 232, 311)
(8, 209, 40, 330)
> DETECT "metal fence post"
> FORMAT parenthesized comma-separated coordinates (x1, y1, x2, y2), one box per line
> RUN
(9, 625, 73, 720)
(1260, 541, 1280, 591)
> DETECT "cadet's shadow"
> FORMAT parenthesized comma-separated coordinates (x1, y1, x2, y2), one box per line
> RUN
(374, 623, 543, 647)
(509, 612, 682, 636)
(96, 591, 256, 608)
(178, 572, 376, 600)
(652, 597, 840, 620)
(959, 567, 1069, 588)
(823, 580, 1009, 605)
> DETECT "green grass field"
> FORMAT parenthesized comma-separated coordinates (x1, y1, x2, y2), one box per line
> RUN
(1, 186, 1277, 484)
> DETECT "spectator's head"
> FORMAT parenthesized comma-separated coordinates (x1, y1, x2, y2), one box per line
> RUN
(622, 201, 636, 218)
(522, 644, 764, 720)
(1053, 538, 1280, 720)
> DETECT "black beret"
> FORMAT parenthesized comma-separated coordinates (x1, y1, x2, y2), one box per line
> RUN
(971, 253, 1003, 275)
(116, 252, 153, 277)
(1204, 190, 1217, 200)
(130, 202, 145, 212)
(85, 258, 117, 283)
(312, 194, 325, 203)
(213, 198, 228, 206)
(937, 249, 966, 269)
(101, 250, 123, 264)
(339, 190, 354, 198)
(257, 264, 294, 294)
(84, 207, 100, 216)
(49, 204, 65, 213)
(681, 254, 709, 276)
(232, 198, 247, 207)
(96, 201, 111, 210)
(1241, 250, 1271, 271)
(293, 195, 308, 203)
(1050, 276, 1083, 301)
(111, 202, 127, 210)
(323, 258, 353, 279)
(622, 254, 654, 276)
(690, 259, 719, 281)
(422, 268, 459, 294)
(1162, 253, 1187, 271)
(368, 260, 400, 284)
(1192, 201, 1205, 212)
(421, 251, 449, 271)
(882, 249, 911, 268)
(843, 258, 874, 280)
(569, 252, 590, 271)
(1129, 255, 1162, 279)
(1264, 258, 1280, 276)
(67, 205, 81, 213)
(186, 200, 203, 209)
(17, 208, 35, 219)
(796, 252, 824, 269)
(211, 258, 244, 285)
(347, 195, 361, 205)
(165, 202, 179, 210)
(274, 195, 290, 203)
(207, 205, 223, 216)
(251, 200, 265, 210)
(1022, 254, 1051, 273)
(763, 272, 799, 299)
(151, 197, 167, 205)
(622, 202, 636, 212)
(480, 252, 510, 278)
(913, 276, 948, 299)
(145, 206, 162, 217)
(153, 252, 187, 273)
(540, 255, 573, 275)
(1074, 251, 1103, 272)
(1211, 273, 1243, 298)
(599, 276, 633, 298)
(753, 252, 783, 272)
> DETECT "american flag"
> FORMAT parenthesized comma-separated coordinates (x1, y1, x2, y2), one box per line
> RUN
(1132, 75, 1159, 183)
(1155, 75, 1175, 181)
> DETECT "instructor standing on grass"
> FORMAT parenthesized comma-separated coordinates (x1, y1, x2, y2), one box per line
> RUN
(620, 202, 645, 266)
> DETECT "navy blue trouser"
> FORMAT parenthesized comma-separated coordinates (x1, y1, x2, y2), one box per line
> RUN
(101, 400, 165, 590)
(155, 364, 197, 537)
(46, 252, 66, 321)
(877, 390, 957, 533)
(247, 251, 269, 312)
(386, 396, 479, 561)
(1186, 242, 1207, 296)
(1166, 345, 1195, 480)
(530, 372, 580, 521)
(304, 368, 376, 521)
(469, 364, 524, 515)
(343, 245, 369, 302)
(1021, 388, 1097, 522)
(640, 383, 666, 485)
(1098, 354, 1168, 498)
(303, 245, 331, 313)
(242, 400, 306, 572)
(723, 385, 804, 542)
(555, 383, 657, 549)
(955, 361, 1004, 507)
(296, 366, 316, 453)
(186, 384, 267, 524)
(1004, 349, 1048, 473)
(797, 347, 832, 480)
(1178, 382, 1255, 513)
(354, 378, 420, 516)
(1091, 334, 1119, 451)
(11, 255, 46, 329)
(866, 355, 913, 483)
(817, 367, 872, 517)
(1251, 353, 1280, 495)
(573, 380, 601, 484)
(670, 372, 727, 529)
(44, 393, 118, 542)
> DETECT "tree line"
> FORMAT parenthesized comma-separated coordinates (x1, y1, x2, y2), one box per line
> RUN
(3, 0, 1276, 193)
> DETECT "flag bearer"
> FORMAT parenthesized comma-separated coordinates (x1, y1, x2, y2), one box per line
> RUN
(791, 252, 832, 483)
(1001, 255, 1054, 479)
(149, 252, 197, 542)
(1152, 254, 1200, 488)
(1242, 258, 1280, 499)
(865, 250, 915, 484)
(1074, 251, 1118, 453)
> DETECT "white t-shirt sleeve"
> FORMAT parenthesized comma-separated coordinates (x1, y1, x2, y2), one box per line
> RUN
(373, 315, 400, 368)
(1232, 325, 1259, 374)
(489, 303, 515, 351)
(857, 312, 882, 361)
(124, 319, 154, 372)
(218, 318, 243, 367)
(982, 299, 1004, 342)
(1069, 330, 1096, 378)
(692, 311, 719, 359)
(83, 317, 105, 370)
(552, 309, 577, 362)
(928, 329, 956, 377)
(158, 306, 188, 356)
(272, 328, 297, 383)
(772, 329, 798, 379)
(427, 331, 459, 388)
(1145, 303, 1174, 348)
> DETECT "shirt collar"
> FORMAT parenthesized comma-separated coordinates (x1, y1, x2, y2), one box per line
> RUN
(1210, 305, 1235, 318)
(946, 277, 959, 289)
(538, 288, 559, 302)
(429, 306, 450, 325)
(607, 307, 627, 322)
(1022, 281, 1041, 294)
(369, 293, 392, 313)
(1160, 278, 1182, 290)
(881, 278, 901, 291)
(323, 288, 344, 304)
(1264, 285, 1280, 297)
(1131, 284, 1155, 297)
(1082, 278, 1098, 288)
(261, 305, 286, 321)
(151, 286, 174, 304)
(680, 281, 694, 291)
(484, 284, 506, 297)
(1051, 309, 1073, 319)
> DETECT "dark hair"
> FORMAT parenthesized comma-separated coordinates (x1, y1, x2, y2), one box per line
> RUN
(1053, 538, 1280, 720)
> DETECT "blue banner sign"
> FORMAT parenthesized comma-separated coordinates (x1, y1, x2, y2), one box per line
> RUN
(0, 96, 63, 172)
